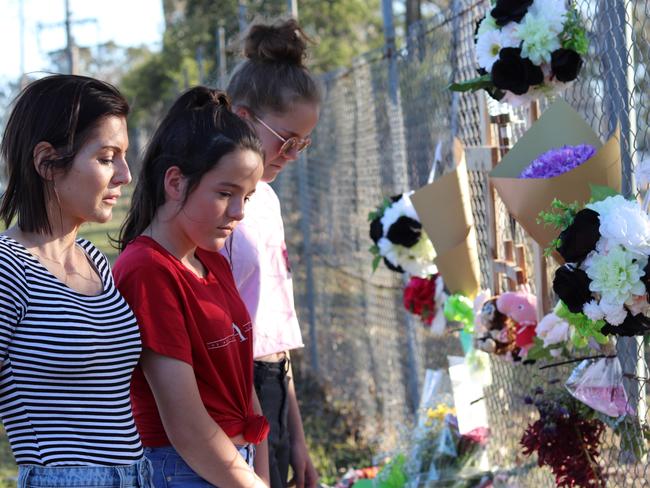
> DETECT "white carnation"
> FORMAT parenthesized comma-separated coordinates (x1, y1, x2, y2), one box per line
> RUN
(594, 197, 650, 256)
(599, 299, 628, 326)
(528, 0, 568, 30)
(583, 300, 605, 321)
(476, 15, 498, 39)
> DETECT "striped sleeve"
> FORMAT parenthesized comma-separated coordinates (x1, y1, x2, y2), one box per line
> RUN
(0, 244, 28, 356)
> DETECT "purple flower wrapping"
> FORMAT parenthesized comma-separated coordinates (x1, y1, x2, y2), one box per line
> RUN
(519, 144, 597, 179)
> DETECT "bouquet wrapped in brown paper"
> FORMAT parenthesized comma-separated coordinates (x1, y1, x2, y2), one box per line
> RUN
(489, 99, 621, 254)
(411, 140, 481, 299)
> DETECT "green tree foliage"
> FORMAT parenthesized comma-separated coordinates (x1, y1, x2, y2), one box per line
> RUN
(120, 0, 383, 130)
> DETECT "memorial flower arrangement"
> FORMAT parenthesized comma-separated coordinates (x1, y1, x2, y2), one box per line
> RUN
(541, 187, 650, 337)
(519, 144, 596, 179)
(521, 387, 607, 487)
(368, 192, 437, 277)
(450, 0, 588, 105)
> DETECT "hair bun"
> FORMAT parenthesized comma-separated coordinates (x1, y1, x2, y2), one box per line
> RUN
(244, 19, 309, 67)
(186, 87, 232, 111)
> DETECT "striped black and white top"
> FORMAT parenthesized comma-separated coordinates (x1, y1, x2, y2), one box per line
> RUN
(0, 235, 144, 466)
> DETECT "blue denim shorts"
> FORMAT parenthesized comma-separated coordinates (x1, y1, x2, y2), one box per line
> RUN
(17, 457, 153, 488)
(144, 444, 255, 488)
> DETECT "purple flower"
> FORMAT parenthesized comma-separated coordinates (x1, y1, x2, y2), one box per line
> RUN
(519, 144, 597, 179)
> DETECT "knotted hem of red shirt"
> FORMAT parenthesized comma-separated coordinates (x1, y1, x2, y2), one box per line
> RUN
(244, 415, 270, 444)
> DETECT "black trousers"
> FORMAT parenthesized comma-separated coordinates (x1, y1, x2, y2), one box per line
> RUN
(254, 359, 291, 488)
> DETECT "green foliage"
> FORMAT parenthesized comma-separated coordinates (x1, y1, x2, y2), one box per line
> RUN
(556, 301, 608, 348)
(537, 198, 581, 256)
(294, 364, 376, 485)
(526, 337, 556, 362)
(588, 184, 619, 203)
(560, 5, 589, 55)
(448, 74, 492, 93)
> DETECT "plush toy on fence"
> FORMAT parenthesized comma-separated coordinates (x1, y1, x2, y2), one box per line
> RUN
(474, 291, 538, 361)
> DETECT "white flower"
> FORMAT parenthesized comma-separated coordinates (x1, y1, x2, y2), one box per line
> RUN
(516, 13, 561, 65)
(599, 299, 628, 326)
(589, 196, 650, 256)
(635, 159, 650, 192)
(586, 244, 647, 305)
(536, 312, 570, 347)
(583, 300, 605, 321)
(586, 194, 621, 216)
(528, 0, 568, 30)
(476, 29, 519, 71)
(476, 15, 498, 39)
(378, 237, 399, 268)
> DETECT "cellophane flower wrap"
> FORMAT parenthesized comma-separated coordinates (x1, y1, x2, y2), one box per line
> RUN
(405, 403, 490, 487)
(541, 188, 650, 338)
(369, 192, 437, 277)
(403, 274, 447, 333)
(450, 0, 588, 105)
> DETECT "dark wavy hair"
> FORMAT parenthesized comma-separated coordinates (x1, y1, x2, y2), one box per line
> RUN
(227, 18, 321, 115)
(1, 74, 129, 234)
(118, 86, 263, 251)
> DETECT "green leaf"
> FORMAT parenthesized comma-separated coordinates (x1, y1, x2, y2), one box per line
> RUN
(448, 74, 493, 93)
(556, 301, 608, 345)
(589, 184, 619, 203)
(372, 254, 382, 273)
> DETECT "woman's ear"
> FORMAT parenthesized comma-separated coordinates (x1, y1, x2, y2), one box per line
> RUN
(32, 142, 58, 180)
(163, 166, 187, 203)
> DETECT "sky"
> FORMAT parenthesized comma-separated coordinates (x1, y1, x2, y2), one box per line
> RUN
(0, 0, 164, 81)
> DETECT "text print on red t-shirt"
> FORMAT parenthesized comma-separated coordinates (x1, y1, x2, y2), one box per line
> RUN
(205, 322, 253, 350)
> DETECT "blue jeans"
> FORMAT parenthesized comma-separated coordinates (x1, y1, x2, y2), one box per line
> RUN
(144, 445, 255, 487)
(17, 458, 153, 488)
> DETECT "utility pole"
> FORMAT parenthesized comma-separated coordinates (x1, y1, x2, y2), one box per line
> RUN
(64, 0, 75, 74)
(37, 1, 96, 75)
(287, 0, 298, 19)
(238, 0, 247, 33)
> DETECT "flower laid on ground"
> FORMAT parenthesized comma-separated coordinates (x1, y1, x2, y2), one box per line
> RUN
(540, 188, 650, 337)
(403, 274, 447, 333)
(519, 144, 596, 179)
(449, 0, 588, 105)
(406, 403, 491, 486)
(520, 387, 607, 488)
(368, 192, 437, 277)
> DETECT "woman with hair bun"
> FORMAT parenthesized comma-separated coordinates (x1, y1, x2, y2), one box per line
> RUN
(225, 18, 321, 488)
(114, 86, 270, 488)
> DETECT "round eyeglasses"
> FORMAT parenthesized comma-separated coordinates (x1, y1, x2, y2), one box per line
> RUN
(253, 115, 311, 156)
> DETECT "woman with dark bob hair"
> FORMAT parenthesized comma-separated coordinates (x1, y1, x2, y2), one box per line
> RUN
(114, 86, 270, 488)
(0, 74, 151, 487)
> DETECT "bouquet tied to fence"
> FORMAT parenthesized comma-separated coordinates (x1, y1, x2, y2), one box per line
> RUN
(450, 0, 588, 105)
(369, 192, 437, 277)
(542, 187, 650, 338)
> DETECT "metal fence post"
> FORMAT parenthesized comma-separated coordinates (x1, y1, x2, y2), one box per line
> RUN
(297, 152, 319, 374)
(600, 0, 647, 459)
(382, 0, 421, 412)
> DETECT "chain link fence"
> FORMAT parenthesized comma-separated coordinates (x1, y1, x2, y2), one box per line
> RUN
(274, 0, 650, 484)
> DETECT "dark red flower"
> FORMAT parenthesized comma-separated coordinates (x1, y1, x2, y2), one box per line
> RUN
(403, 275, 437, 324)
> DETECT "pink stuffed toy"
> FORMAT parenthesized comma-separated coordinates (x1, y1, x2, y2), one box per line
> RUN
(496, 291, 538, 354)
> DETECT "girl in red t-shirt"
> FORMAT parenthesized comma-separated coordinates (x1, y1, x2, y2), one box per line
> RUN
(113, 87, 270, 488)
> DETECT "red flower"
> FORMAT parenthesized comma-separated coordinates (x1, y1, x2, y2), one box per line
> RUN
(403, 275, 437, 325)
